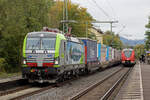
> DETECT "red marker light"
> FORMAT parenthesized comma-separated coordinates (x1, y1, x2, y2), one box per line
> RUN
(45, 69, 48, 72)
(31, 69, 35, 72)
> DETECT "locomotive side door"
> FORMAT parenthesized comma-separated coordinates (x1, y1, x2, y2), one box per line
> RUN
(60, 40, 66, 65)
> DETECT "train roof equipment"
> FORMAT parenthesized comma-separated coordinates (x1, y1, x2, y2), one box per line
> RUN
(42, 27, 63, 34)
(122, 48, 133, 51)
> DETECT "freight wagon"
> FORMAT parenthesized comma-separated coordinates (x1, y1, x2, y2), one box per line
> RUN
(97, 44, 107, 68)
(79, 38, 100, 72)
(97, 44, 121, 68)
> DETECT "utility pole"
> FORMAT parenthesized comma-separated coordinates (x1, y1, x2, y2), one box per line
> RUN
(92, 21, 118, 33)
(86, 22, 88, 39)
(92, 20, 118, 48)
(65, 0, 68, 33)
(63, 0, 65, 33)
(62, 0, 68, 34)
(61, 0, 76, 34)
(110, 22, 113, 33)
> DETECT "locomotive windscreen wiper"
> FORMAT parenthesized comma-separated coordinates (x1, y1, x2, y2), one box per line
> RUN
(41, 38, 56, 50)
(33, 39, 41, 50)
(41, 40, 48, 53)
(26, 38, 41, 50)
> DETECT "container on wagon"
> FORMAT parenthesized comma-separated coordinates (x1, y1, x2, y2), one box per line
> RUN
(79, 38, 97, 64)
(97, 43, 101, 61)
(100, 44, 107, 63)
(112, 48, 115, 60)
(66, 38, 85, 65)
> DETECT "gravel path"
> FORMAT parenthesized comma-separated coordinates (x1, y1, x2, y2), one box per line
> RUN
(23, 66, 122, 100)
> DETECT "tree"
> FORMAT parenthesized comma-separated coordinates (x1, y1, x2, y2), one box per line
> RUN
(0, 0, 54, 72)
(0, 0, 93, 73)
(145, 16, 150, 50)
(48, 1, 93, 37)
(103, 31, 123, 49)
(134, 44, 145, 59)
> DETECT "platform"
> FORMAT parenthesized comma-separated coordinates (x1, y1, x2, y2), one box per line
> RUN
(115, 62, 150, 100)
(115, 62, 143, 100)
(141, 63, 150, 100)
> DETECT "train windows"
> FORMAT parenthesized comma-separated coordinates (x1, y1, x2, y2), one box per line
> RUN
(124, 50, 132, 58)
(26, 38, 56, 50)
(41, 38, 56, 50)
(26, 38, 40, 50)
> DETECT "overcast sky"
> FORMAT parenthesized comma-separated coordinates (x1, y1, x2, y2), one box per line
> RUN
(71, 0, 150, 40)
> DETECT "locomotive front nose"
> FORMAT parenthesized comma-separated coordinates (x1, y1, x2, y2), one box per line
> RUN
(25, 52, 55, 67)
(24, 36, 56, 67)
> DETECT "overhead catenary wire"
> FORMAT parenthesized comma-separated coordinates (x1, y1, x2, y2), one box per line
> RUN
(104, 0, 118, 21)
(73, 0, 102, 20)
(74, 0, 112, 20)
(91, 0, 111, 20)
(86, 0, 102, 17)
(71, 0, 124, 35)
(104, 0, 126, 34)
(88, 0, 119, 34)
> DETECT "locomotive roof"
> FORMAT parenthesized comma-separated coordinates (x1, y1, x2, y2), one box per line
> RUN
(27, 31, 61, 37)
(67, 37, 80, 43)
(122, 48, 133, 51)
(78, 37, 97, 42)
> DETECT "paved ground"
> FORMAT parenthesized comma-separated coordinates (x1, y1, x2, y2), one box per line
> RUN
(116, 62, 150, 100)
(115, 62, 143, 100)
(141, 62, 150, 100)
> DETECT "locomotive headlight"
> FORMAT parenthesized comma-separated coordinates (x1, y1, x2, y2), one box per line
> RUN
(55, 61, 58, 64)
(23, 60, 26, 64)
(55, 57, 59, 64)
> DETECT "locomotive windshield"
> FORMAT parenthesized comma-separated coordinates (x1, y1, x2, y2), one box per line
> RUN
(26, 38, 40, 50)
(124, 50, 132, 58)
(41, 38, 55, 50)
(26, 38, 56, 50)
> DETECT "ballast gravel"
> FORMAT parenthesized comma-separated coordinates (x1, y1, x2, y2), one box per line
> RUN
(23, 66, 122, 100)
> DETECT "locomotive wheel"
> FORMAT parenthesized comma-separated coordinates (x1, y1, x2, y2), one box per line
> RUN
(56, 74, 64, 83)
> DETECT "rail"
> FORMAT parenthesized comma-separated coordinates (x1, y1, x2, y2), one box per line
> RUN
(101, 67, 132, 100)
(70, 67, 124, 100)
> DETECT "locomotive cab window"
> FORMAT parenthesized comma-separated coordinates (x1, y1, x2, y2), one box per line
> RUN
(124, 50, 132, 58)
(41, 38, 56, 50)
(26, 38, 41, 50)
(26, 37, 56, 50)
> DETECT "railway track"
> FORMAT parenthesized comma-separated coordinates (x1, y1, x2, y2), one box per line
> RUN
(1, 68, 113, 99)
(0, 71, 91, 100)
(10, 84, 55, 100)
(0, 79, 29, 96)
(0, 65, 124, 100)
(70, 67, 132, 100)
(0, 78, 53, 99)
(0, 85, 31, 96)
(0, 76, 78, 100)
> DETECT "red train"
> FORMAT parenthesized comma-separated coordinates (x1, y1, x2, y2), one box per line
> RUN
(121, 49, 136, 66)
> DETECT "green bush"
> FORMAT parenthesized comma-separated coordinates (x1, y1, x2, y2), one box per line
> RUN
(0, 58, 7, 72)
